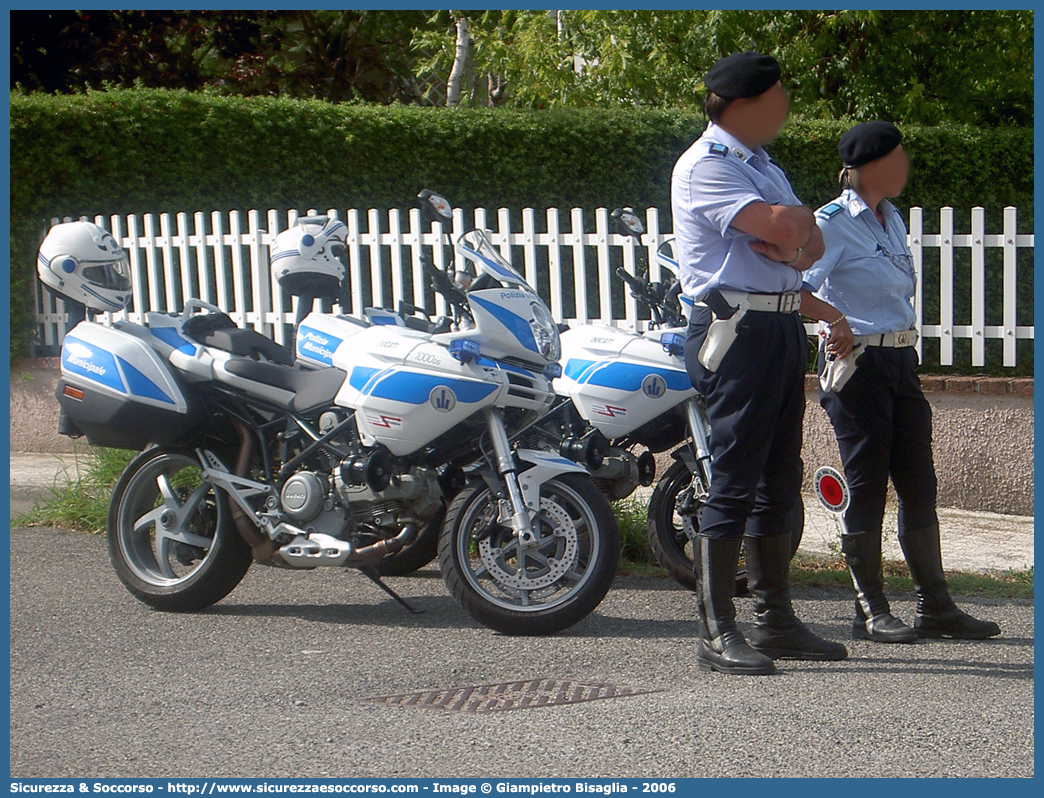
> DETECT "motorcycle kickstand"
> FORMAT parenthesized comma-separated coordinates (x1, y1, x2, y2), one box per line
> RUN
(356, 565, 425, 615)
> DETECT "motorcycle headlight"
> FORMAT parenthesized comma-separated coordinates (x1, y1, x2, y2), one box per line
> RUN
(529, 301, 560, 363)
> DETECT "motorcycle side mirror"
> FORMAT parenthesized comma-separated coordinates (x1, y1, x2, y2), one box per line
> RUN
(418, 189, 454, 226)
(610, 207, 645, 239)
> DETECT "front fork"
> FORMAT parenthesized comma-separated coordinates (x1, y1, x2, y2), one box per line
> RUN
(681, 398, 713, 515)
(483, 407, 539, 549)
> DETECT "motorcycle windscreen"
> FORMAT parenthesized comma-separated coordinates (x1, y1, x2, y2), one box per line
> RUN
(456, 229, 535, 293)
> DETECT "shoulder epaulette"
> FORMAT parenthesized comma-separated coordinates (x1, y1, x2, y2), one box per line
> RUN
(817, 202, 844, 219)
(708, 143, 729, 157)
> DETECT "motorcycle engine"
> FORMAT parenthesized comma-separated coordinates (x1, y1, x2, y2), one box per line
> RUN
(277, 470, 351, 538)
(280, 472, 329, 523)
(590, 447, 656, 501)
(276, 460, 441, 541)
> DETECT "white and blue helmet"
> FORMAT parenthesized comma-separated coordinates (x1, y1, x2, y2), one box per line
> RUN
(270, 216, 347, 298)
(37, 221, 132, 312)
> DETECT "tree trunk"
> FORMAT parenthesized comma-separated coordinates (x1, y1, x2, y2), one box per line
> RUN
(446, 16, 469, 107)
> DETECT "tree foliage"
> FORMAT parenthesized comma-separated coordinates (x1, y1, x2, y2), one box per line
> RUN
(11, 10, 436, 104)
(11, 10, 1032, 125)
(413, 10, 1033, 124)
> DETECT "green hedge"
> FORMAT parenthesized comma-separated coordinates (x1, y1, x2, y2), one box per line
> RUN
(10, 88, 1034, 366)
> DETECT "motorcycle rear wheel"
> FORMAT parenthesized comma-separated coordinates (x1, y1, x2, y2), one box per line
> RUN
(107, 447, 252, 612)
(647, 459, 804, 594)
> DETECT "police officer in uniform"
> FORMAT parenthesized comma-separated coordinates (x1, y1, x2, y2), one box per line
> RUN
(803, 121, 1001, 642)
(671, 52, 848, 675)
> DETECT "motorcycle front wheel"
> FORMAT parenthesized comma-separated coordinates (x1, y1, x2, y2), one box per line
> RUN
(107, 447, 252, 612)
(439, 473, 620, 636)
(647, 459, 804, 594)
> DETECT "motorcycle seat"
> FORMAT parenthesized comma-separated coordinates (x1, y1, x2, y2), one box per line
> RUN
(183, 313, 295, 366)
(223, 360, 347, 414)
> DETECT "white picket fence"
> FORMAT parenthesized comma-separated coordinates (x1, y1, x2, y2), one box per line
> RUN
(35, 205, 1034, 368)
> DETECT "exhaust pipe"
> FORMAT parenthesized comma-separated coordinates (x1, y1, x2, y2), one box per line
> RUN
(348, 518, 420, 563)
(228, 419, 283, 566)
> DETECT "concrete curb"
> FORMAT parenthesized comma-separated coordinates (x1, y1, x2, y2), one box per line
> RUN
(803, 372, 1033, 394)
(9, 452, 88, 520)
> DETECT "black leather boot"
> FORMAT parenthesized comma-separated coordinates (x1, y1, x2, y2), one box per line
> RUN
(745, 533, 848, 660)
(695, 535, 776, 675)
(842, 528, 917, 643)
(898, 523, 1001, 639)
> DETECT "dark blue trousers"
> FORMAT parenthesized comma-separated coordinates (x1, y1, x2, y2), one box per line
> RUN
(684, 305, 807, 540)
(818, 345, 938, 536)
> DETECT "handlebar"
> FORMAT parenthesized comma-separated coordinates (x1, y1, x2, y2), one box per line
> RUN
(615, 267, 684, 328)
(420, 253, 470, 312)
(616, 267, 644, 293)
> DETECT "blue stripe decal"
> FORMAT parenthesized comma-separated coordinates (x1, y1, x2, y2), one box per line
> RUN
(349, 366, 382, 392)
(117, 356, 175, 404)
(566, 360, 690, 392)
(61, 337, 126, 394)
(563, 358, 600, 382)
(150, 326, 197, 355)
(469, 294, 538, 354)
(544, 456, 579, 467)
(354, 369, 498, 405)
(271, 250, 299, 261)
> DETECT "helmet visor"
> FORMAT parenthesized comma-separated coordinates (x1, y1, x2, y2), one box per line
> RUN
(81, 257, 131, 291)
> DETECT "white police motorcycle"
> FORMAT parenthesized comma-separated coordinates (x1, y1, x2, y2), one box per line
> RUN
(41, 197, 620, 636)
(530, 210, 802, 592)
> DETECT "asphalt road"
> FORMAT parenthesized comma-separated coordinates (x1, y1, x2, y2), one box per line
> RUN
(9, 526, 1034, 779)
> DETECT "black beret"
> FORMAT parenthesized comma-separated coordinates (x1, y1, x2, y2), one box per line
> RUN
(704, 51, 781, 100)
(839, 121, 903, 168)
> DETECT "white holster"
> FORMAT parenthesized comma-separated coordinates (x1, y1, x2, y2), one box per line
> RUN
(698, 302, 748, 372)
(819, 345, 864, 393)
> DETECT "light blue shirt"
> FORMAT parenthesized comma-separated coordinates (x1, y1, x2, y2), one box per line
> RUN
(803, 189, 917, 336)
(670, 122, 804, 300)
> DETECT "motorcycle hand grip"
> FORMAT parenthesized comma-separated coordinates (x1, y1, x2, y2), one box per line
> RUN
(420, 253, 442, 279)
(616, 267, 644, 292)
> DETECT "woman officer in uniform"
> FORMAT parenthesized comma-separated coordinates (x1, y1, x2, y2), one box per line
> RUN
(801, 121, 1001, 643)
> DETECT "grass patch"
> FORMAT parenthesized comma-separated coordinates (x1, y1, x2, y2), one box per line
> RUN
(613, 497, 658, 568)
(791, 554, 1034, 599)
(17, 446, 135, 533)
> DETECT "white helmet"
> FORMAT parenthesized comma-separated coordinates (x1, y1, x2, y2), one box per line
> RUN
(37, 221, 132, 312)
(270, 215, 347, 298)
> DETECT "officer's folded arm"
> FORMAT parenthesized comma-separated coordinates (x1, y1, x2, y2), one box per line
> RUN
(730, 200, 816, 254)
